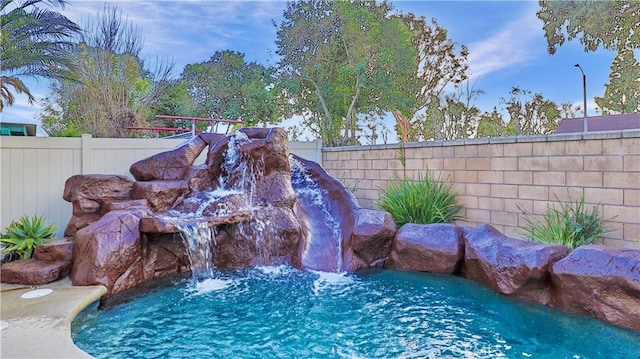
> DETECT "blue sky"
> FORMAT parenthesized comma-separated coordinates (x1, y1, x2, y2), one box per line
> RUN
(2, 0, 619, 140)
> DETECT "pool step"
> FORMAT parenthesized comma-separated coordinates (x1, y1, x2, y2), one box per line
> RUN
(0, 238, 74, 285)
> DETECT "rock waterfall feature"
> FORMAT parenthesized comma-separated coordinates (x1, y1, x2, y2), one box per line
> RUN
(65, 128, 395, 298)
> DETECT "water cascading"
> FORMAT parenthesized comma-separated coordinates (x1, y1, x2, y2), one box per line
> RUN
(290, 156, 344, 272)
(176, 222, 217, 281)
(172, 131, 273, 279)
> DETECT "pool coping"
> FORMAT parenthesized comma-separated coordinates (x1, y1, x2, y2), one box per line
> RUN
(0, 278, 106, 358)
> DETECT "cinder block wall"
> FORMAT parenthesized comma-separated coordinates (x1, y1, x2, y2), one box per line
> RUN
(322, 131, 640, 249)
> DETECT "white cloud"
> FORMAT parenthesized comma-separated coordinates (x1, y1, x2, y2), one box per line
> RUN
(467, 3, 542, 79)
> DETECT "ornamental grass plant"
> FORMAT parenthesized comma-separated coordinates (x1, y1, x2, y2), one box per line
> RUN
(520, 196, 611, 249)
(377, 172, 463, 226)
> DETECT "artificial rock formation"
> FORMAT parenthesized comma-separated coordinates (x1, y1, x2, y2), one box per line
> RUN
(385, 223, 464, 274)
(550, 246, 640, 331)
(63, 128, 395, 297)
(463, 224, 570, 305)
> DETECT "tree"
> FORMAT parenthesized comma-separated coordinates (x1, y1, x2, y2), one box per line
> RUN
(0, 0, 80, 111)
(594, 49, 640, 113)
(537, 0, 639, 54)
(477, 108, 509, 138)
(500, 87, 561, 135)
(181, 50, 282, 127)
(41, 5, 172, 137)
(413, 80, 482, 141)
(537, 1, 640, 113)
(392, 14, 469, 143)
(275, 0, 417, 146)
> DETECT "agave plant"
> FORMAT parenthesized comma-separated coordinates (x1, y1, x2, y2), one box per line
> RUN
(1, 215, 57, 260)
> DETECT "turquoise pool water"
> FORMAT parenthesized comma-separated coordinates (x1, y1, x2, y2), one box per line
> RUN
(72, 267, 640, 358)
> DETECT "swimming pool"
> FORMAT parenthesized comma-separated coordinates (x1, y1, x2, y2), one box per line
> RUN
(72, 267, 640, 358)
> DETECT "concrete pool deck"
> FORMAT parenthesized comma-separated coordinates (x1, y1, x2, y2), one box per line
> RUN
(0, 278, 106, 358)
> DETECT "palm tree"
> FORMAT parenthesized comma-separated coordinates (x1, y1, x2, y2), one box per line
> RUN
(1, 0, 80, 111)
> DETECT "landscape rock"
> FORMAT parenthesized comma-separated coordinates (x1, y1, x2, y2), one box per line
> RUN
(34, 238, 74, 261)
(349, 208, 396, 266)
(63, 175, 134, 215)
(386, 223, 464, 274)
(464, 224, 570, 305)
(131, 180, 189, 212)
(550, 245, 640, 332)
(0, 259, 71, 285)
(70, 208, 150, 296)
(64, 213, 102, 237)
(130, 135, 207, 181)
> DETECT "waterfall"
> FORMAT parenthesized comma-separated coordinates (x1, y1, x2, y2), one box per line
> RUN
(176, 222, 217, 282)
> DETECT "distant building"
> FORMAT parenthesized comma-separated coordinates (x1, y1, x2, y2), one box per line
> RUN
(556, 113, 640, 134)
(0, 118, 48, 137)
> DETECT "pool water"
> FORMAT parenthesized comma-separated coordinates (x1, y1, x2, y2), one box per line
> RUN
(72, 267, 640, 358)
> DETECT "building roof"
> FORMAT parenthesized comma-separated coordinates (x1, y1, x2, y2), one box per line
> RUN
(556, 113, 640, 133)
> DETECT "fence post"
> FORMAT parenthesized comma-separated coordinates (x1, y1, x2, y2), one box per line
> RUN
(316, 139, 323, 165)
(81, 133, 93, 174)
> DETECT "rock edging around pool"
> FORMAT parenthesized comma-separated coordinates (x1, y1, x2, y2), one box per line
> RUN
(385, 223, 640, 332)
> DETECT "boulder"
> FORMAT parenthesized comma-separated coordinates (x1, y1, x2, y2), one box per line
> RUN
(101, 199, 149, 214)
(34, 238, 74, 261)
(348, 209, 396, 268)
(64, 213, 102, 237)
(63, 175, 134, 215)
(129, 135, 207, 181)
(142, 234, 190, 280)
(550, 245, 640, 331)
(70, 208, 150, 296)
(213, 207, 302, 268)
(139, 211, 252, 234)
(131, 180, 189, 212)
(385, 223, 463, 274)
(464, 224, 570, 305)
(0, 259, 71, 285)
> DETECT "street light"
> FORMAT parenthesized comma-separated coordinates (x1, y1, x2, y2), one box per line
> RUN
(574, 64, 588, 132)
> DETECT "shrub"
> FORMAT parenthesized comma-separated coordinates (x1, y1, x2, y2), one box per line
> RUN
(520, 196, 611, 249)
(1, 215, 57, 260)
(377, 172, 463, 226)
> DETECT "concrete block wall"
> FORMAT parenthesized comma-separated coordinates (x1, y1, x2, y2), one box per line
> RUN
(323, 131, 640, 249)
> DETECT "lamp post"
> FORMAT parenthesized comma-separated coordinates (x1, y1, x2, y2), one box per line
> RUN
(574, 64, 587, 132)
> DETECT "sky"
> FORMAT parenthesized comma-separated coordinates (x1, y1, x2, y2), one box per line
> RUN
(1, 0, 621, 141)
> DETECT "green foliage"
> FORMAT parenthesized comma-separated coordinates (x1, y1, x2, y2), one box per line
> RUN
(41, 5, 173, 138)
(377, 172, 463, 226)
(537, 0, 639, 54)
(594, 49, 640, 114)
(537, 1, 639, 115)
(392, 15, 469, 143)
(181, 50, 282, 127)
(276, 0, 419, 146)
(0, 0, 80, 111)
(500, 87, 561, 135)
(520, 197, 611, 249)
(1, 215, 57, 260)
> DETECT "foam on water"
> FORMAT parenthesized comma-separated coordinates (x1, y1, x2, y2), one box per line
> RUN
(311, 270, 354, 296)
(255, 264, 297, 277)
(190, 278, 235, 295)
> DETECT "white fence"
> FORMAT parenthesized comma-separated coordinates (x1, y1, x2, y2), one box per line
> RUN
(0, 134, 322, 237)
